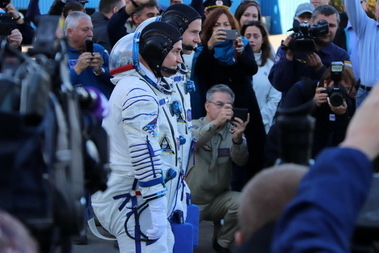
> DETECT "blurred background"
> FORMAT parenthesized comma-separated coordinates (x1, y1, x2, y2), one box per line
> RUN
(11, 0, 378, 39)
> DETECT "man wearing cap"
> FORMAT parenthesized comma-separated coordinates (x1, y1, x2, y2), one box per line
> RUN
(295, 2, 315, 24)
(189, 0, 232, 20)
(91, 21, 184, 252)
(345, 0, 379, 107)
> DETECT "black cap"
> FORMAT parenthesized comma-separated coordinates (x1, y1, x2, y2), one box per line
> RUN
(161, 4, 201, 34)
(139, 22, 182, 76)
(66, 0, 88, 5)
(203, 0, 232, 10)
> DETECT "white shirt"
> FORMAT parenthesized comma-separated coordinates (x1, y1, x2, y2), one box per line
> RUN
(252, 51, 281, 133)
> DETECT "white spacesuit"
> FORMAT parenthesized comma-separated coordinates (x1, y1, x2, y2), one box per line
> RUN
(91, 22, 187, 253)
(160, 5, 202, 216)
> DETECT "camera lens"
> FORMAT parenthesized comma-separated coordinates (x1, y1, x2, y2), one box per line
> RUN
(329, 92, 344, 107)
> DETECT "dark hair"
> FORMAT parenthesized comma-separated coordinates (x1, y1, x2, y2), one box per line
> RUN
(133, 0, 159, 16)
(241, 21, 270, 67)
(201, 7, 240, 43)
(312, 4, 340, 23)
(63, 1, 85, 19)
(139, 21, 182, 77)
(234, 0, 262, 24)
(99, 0, 124, 13)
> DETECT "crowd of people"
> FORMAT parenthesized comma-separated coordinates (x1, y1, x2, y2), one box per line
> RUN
(1, 0, 379, 252)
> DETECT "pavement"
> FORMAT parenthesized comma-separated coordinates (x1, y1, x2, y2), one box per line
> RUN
(72, 221, 215, 253)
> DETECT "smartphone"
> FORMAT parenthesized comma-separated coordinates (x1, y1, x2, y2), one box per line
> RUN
(232, 108, 248, 122)
(85, 39, 93, 53)
(0, 0, 10, 8)
(221, 29, 239, 40)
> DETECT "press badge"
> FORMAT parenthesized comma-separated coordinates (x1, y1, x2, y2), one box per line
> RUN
(218, 148, 230, 157)
(68, 59, 78, 69)
(329, 114, 336, 121)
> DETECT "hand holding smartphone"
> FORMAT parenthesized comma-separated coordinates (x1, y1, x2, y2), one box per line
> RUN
(232, 108, 248, 122)
(85, 39, 93, 54)
(220, 29, 239, 40)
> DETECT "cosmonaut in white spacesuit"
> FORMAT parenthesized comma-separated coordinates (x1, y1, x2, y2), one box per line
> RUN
(161, 4, 202, 178)
(91, 21, 186, 253)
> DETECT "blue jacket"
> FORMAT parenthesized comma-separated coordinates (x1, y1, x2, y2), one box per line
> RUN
(67, 43, 113, 99)
(269, 43, 349, 98)
(272, 147, 373, 253)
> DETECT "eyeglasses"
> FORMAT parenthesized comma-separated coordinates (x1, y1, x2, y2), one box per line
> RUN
(208, 101, 232, 108)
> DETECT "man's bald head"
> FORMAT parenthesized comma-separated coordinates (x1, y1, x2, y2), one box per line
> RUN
(236, 164, 308, 243)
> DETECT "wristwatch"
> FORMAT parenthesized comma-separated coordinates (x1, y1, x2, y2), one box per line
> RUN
(12, 15, 22, 21)
(93, 67, 105, 76)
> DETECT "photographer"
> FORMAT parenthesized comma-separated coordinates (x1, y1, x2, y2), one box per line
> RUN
(65, 11, 113, 99)
(186, 84, 249, 253)
(235, 83, 379, 253)
(281, 62, 356, 158)
(268, 5, 349, 98)
(1, 2, 35, 45)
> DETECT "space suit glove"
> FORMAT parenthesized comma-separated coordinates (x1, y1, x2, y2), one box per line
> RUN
(146, 195, 168, 240)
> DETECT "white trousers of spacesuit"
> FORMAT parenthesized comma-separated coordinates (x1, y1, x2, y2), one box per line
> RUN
(92, 68, 189, 253)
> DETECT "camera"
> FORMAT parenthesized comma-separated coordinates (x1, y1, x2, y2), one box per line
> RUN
(321, 62, 346, 107)
(0, 14, 16, 36)
(232, 108, 248, 122)
(0, 0, 10, 8)
(288, 19, 329, 52)
(0, 15, 109, 252)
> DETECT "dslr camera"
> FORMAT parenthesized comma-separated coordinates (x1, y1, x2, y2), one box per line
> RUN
(288, 19, 329, 52)
(321, 61, 347, 107)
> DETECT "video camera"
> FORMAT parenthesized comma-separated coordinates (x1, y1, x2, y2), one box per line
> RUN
(321, 61, 347, 107)
(0, 15, 109, 253)
(288, 19, 329, 52)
